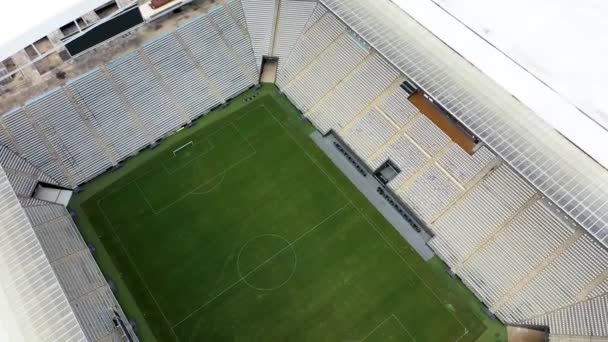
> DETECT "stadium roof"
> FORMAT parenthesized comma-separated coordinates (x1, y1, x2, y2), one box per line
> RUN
(429, 0, 608, 137)
(391, 0, 608, 171)
(320, 0, 608, 246)
(0, 0, 110, 62)
(0, 166, 85, 341)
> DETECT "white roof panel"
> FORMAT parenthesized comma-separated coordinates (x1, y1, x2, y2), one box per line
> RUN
(391, 0, 608, 170)
(320, 0, 608, 246)
(0, 0, 111, 61)
(431, 0, 608, 132)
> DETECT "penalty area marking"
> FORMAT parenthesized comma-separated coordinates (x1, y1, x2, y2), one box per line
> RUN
(134, 149, 256, 215)
(162, 138, 214, 176)
(360, 314, 416, 342)
(190, 170, 227, 195)
(236, 234, 297, 291)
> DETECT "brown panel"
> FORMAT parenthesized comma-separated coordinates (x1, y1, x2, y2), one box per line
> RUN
(409, 92, 477, 154)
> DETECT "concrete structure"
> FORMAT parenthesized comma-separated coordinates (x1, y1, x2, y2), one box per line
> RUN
(0, 0, 606, 340)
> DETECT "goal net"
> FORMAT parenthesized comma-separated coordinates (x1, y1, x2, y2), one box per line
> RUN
(173, 141, 194, 157)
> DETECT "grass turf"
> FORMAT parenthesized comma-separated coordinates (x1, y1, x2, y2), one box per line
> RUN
(71, 85, 506, 342)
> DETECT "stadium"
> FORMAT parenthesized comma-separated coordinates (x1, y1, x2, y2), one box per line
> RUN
(0, 0, 606, 341)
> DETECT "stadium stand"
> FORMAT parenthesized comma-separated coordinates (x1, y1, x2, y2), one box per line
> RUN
(26, 88, 114, 185)
(271, 4, 608, 338)
(241, 0, 277, 69)
(0, 2, 258, 340)
(282, 32, 369, 111)
(276, 11, 344, 88)
(0, 166, 86, 341)
(142, 33, 219, 121)
(1, 5, 258, 188)
(273, 0, 317, 72)
(177, 12, 257, 100)
(208, 3, 259, 84)
(67, 69, 151, 160)
(306, 52, 400, 133)
(0, 0, 606, 340)
(340, 109, 397, 160)
(320, 0, 608, 248)
(24, 202, 135, 341)
(108, 51, 186, 139)
(0, 107, 72, 187)
(0, 145, 58, 197)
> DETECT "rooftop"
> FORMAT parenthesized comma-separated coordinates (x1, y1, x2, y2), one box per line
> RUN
(0, 0, 110, 62)
(321, 0, 608, 245)
(392, 0, 608, 170)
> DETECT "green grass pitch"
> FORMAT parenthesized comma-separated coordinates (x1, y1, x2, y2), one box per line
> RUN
(71, 85, 506, 342)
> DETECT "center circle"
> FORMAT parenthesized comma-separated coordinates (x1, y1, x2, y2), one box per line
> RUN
(236, 234, 297, 291)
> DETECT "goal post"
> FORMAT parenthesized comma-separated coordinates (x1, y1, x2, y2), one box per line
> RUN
(173, 141, 194, 157)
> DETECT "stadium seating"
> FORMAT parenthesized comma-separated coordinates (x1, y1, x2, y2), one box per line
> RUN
(0, 107, 70, 186)
(71, 287, 131, 341)
(0, 3, 258, 189)
(276, 12, 345, 87)
(496, 234, 608, 322)
(0, 145, 57, 197)
(458, 200, 576, 305)
(429, 165, 537, 264)
(368, 134, 428, 190)
(142, 33, 219, 121)
(528, 293, 608, 337)
(0, 1, 605, 339)
(67, 68, 150, 161)
(177, 13, 256, 100)
(437, 145, 495, 187)
(399, 165, 462, 223)
(241, 0, 276, 69)
(282, 32, 369, 111)
(377, 87, 418, 128)
(274, 0, 318, 72)
(340, 109, 397, 160)
(208, 2, 259, 82)
(24, 202, 134, 341)
(108, 51, 186, 139)
(305, 53, 399, 133)
(26, 88, 113, 185)
(0, 167, 86, 341)
(272, 6, 607, 338)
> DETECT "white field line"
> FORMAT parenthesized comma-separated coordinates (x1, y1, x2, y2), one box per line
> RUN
(359, 315, 395, 342)
(237, 234, 298, 292)
(360, 314, 416, 342)
(190, 170, 226, 195)
(96, 121, 245, 205)
(146, 121, 258, 214)
(147, 150, 256, 214)
(162, 137, 215, 175)
(161, 122, 255, 176)
(263, 105, 469, 341)
(93, 119, 257, 340)
(392, 314, 417, 341)
(98, 203, 182, 342)
(231, 121, 258, 154)
(171, 202, 351, 329)
(100, 131, 256, 215)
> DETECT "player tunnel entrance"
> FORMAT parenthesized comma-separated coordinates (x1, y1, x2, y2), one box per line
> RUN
(374, 160, 401, 185)
(260, 56, 278, 84)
